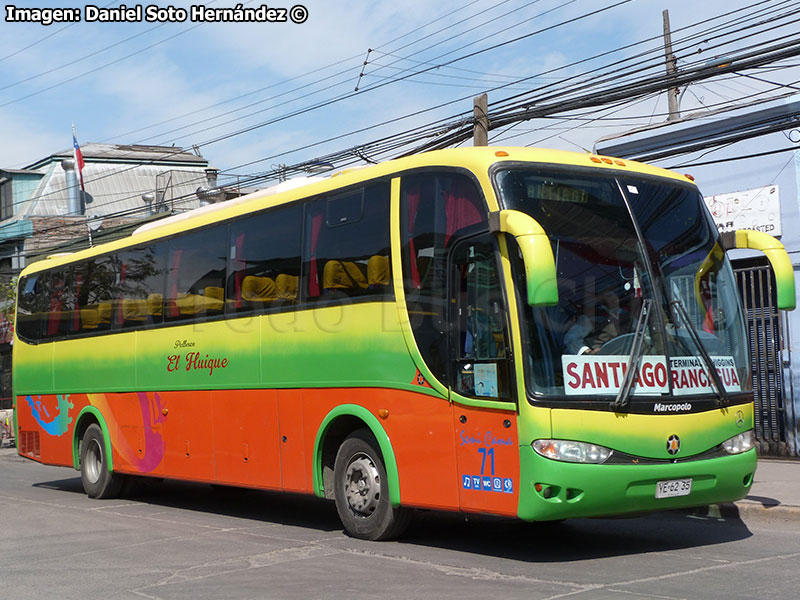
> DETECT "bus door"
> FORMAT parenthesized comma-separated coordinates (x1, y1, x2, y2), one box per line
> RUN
(448, 234, 520, 516)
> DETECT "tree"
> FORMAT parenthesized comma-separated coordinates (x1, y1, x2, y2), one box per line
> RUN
(0, 276, 17, 335)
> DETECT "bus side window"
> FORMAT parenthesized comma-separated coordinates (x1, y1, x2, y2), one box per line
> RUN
(400, 171, 488, 384)
(304, 182, 391, 302)
(449, 236, 511, 400)
(118, 244, 167, 329)
(43, 268, 73, 340)
(73, 256, 119, 333)
(17, 273, 50, 341)
(227, 203, 302, 313)
(166, 225, 227, 322)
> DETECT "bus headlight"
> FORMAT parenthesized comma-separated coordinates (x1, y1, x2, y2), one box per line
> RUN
(722, 430, 755, 454)
(533, 439, 612, 464)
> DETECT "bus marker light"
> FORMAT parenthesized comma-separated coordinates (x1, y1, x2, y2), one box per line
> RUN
(602, 158, 613, 164)
(495, 150, 509, 157)
(535, 483, 543, 492)
(378, 409, 389, 419)
(614, 160, 625, 166)
(685, 173, 695, 181)
(590, 156, 602, 163)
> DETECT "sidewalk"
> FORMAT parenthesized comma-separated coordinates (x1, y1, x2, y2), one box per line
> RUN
(717, 457, 800, 521)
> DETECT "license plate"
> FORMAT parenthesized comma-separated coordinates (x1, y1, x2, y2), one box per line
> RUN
(655, 478, 692, 499)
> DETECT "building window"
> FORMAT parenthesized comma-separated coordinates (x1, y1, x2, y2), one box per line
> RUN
(0, 179, 12, 221)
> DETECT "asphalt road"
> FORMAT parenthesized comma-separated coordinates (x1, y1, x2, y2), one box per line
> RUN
(2, 446, 798, 600)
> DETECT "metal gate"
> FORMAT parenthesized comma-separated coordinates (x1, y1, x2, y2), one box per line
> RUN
(733, 263, 795, 457)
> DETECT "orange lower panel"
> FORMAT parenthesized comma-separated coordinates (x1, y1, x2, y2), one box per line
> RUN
(15, 388, 515, 514)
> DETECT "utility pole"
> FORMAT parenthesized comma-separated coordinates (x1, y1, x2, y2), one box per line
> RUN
(663, 9, 680, 121)
(473, 93, 489, 146)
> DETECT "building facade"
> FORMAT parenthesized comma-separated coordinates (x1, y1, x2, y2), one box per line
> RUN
(0, 143, 215, 404)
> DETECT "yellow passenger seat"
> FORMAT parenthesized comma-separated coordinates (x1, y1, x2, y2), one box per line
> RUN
(204, 286, 224, 312)
(367, 255, 390, 287)
(97, 302, 112, 326)
(241, 276, 277, 302)
(176, 293, 203, 315)
(323, 260, 368, 291)
(147, 293, 163, 317)
(80, 306, 100, 329)
(276, 274, 298, 301)
(121, 298, 148, 322)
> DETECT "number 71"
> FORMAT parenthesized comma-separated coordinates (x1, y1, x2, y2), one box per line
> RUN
(478, 447, 495, 475)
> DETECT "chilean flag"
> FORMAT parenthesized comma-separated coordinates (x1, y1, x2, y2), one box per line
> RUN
(72, 129, 85, 192)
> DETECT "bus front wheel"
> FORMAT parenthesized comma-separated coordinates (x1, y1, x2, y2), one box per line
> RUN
(80, 424, 124, 499)
(333, 430, 409, 540)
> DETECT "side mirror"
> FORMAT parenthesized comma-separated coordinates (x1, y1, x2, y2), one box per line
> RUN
(721, 229, 796, 310)
(488, 210, 558, 306)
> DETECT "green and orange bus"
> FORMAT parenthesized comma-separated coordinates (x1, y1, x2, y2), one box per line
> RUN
(13, 147, 795, 540)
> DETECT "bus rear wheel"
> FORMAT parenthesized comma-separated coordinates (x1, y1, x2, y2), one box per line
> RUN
(333, 430, 410, 541)
(80, 424, 124, 499)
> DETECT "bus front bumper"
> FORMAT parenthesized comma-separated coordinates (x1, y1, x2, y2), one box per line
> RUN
(517, 446, 757, 521)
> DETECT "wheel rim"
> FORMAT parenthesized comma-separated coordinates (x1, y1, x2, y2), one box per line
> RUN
(343, 452, 381, 517)
(84, 438, 103, 484)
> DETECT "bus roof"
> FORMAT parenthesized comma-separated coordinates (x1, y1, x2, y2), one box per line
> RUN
(19, 146, 695, 277)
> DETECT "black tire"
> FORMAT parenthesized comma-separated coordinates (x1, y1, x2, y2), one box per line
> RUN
(80, 423, 124, 499)
(333, 429, 410, 541)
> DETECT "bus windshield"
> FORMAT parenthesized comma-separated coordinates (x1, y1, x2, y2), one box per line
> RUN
(495, 166, 750, 402)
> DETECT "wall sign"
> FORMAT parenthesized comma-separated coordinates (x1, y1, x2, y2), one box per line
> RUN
(704, 185, 781, 237)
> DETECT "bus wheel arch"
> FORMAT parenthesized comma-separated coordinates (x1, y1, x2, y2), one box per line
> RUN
(313, 405, 401, 507)
(72, 407, 113, 472)
(72, 407, 125, 499)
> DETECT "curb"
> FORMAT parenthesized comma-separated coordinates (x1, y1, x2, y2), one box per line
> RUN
(733, 500, 800, 521)
(693, 501, 800, 522)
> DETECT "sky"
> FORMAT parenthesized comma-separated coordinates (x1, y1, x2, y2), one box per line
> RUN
(1, 0, 799, 189)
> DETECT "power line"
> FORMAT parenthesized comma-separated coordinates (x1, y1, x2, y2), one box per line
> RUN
(75, 5, 800, 203)
(0, 0, 121, 63)
(668, 145, 799, 168)
(10, 0, 800, 234)
(138, 0, 565, 145)
(116, 0, 516, 144)
(0, 20, 210, 109)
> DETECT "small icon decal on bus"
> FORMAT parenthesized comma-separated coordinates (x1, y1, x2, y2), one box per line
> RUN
(464, 474, 514, 494)
(411, 368, 432, 388)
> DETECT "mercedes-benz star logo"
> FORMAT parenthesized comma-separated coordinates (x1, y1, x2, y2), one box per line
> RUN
(666, 434, 681, 455)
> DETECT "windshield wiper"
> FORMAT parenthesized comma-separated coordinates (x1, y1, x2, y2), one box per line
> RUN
(611, 298, 653, 413)
(670, 299, 729, 408)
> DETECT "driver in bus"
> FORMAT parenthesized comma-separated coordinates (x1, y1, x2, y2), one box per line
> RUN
(563, 309, 593, 355)
(583, 291, 624, 354)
